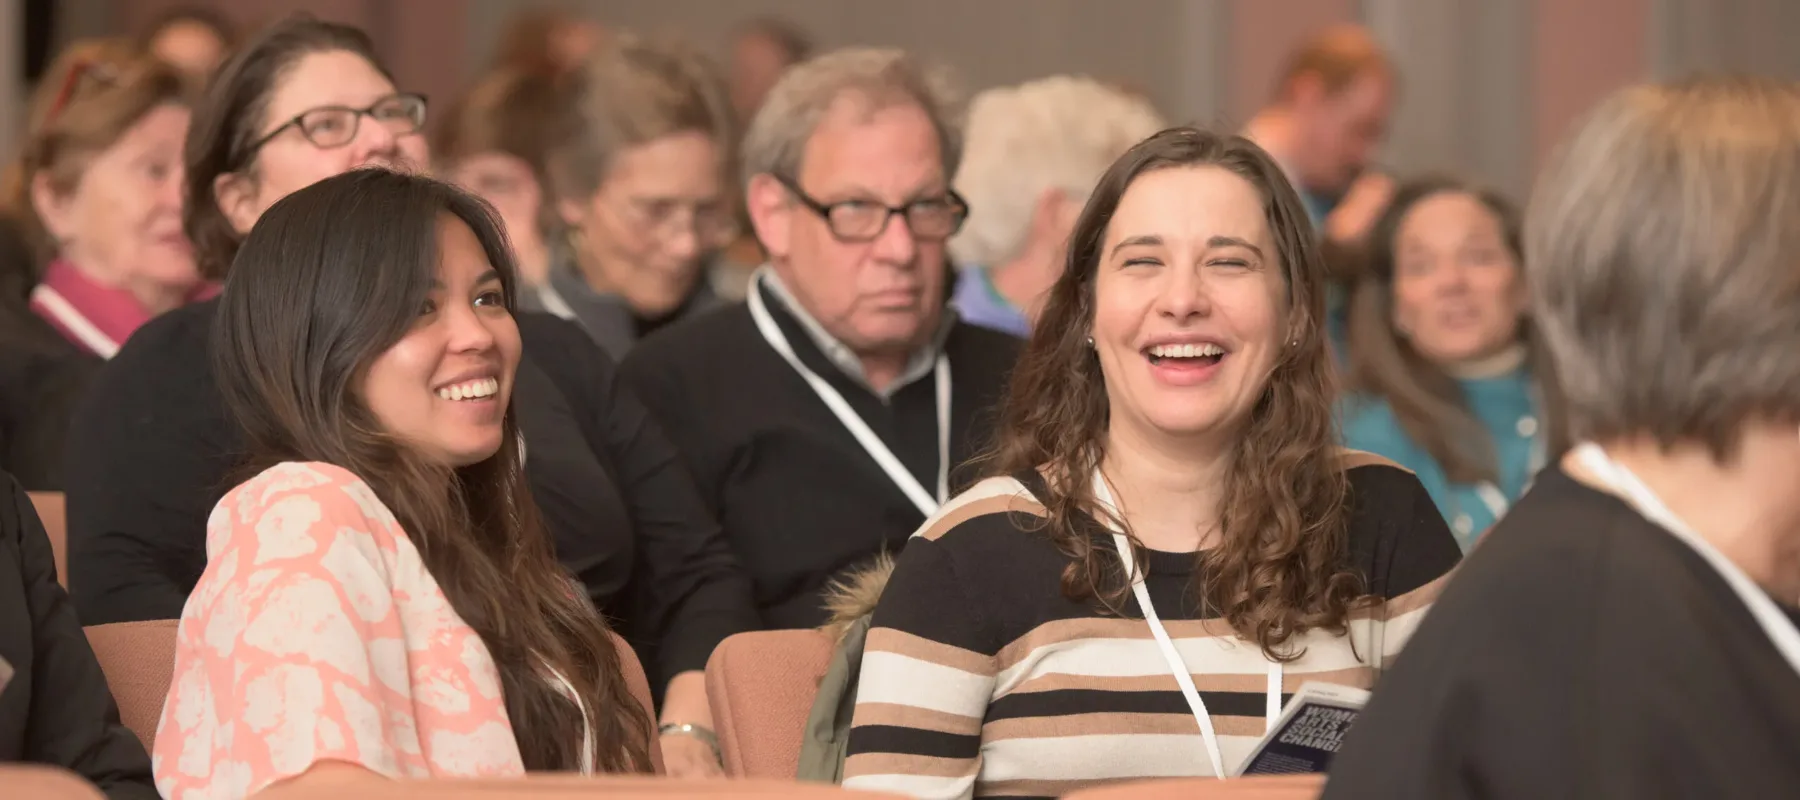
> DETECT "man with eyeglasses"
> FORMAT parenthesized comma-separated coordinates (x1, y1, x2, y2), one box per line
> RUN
(619, 48, 1020, 631)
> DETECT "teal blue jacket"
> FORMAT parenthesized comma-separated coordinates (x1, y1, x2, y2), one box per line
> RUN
(1338, 368, 1542, 551)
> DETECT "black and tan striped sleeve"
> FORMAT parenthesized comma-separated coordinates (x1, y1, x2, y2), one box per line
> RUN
(1344, 458, 1463, 663)
(843, 525, 999, 800)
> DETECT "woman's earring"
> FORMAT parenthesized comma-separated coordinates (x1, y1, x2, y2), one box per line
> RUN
(1085, 336, 1095, 348)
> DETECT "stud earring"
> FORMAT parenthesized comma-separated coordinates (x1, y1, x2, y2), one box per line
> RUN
(1085, 336, 1095, 348)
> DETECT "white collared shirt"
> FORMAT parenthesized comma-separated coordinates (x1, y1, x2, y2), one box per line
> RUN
(755, 266, 954, 401)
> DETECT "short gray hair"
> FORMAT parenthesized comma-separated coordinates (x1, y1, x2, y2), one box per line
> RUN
(1525, 75, 1800, 459)
(949, 76, 1165, 267)
(548, 33, 733, 203)
(740, 47, 964, 187)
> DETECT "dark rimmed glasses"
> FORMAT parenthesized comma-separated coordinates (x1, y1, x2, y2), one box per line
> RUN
(238, 93, 428, 165)
(775, 175, 968, 243)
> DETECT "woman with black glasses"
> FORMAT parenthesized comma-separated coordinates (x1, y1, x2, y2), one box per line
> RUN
(61, 17, 758, 774)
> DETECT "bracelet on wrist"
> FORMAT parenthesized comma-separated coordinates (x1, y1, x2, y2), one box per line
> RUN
(658, 722, 722, 762)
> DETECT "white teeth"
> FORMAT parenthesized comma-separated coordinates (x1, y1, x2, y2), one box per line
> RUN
(435, 377, 499, 401)
(1148, 343, 1224, 358)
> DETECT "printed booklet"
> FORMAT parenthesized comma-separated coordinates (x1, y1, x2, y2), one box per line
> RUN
(1236, 681, 1370, 776)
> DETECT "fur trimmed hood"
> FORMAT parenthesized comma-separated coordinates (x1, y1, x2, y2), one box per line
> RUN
(819, 552, 896, 644)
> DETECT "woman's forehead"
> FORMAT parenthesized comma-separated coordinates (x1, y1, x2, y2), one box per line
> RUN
(262, 50, 394, 121)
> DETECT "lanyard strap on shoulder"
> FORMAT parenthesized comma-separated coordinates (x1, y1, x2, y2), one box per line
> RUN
(747, 278, 949, 517)
(1575, 443, 1800, 676)
(30, 283, 121, 358)
(1094, 469, 1281, 779)
(543, 662, 595, 774)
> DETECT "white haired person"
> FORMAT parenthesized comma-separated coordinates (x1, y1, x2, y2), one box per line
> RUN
(1326, 76, 1800, 798)
(948, 76, 1164, 337)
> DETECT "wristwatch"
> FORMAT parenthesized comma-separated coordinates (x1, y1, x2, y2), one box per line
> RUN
(658, 722, 723, 763)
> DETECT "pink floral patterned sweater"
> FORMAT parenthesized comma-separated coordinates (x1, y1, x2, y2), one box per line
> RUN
(153, 462, 526, 799)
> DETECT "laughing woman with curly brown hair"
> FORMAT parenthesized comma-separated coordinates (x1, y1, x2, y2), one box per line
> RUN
(840, 128, 1461, 799)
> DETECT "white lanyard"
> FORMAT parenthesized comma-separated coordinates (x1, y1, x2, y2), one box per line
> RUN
(1574, 443, 1800, 677)
(747, 278, 950, 517)
(544, 663, 595, 774)
(30, 283, 121, 358)
(534, 281, 579, 322)
(1093, 468, 1281, 779)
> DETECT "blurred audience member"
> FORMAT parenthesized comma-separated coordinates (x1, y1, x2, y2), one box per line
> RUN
(492, 7, 605, 78)
(620, 49, 1020, 631)
(729, 16, 812, 123)
(542, 35, 737, 358)
(62, 19, 754, 778)
(154, 171, 654, 798)
(844, 127, 1458, 794)
(1242, 24, 1396, 242)
(0, 40, 194, 489)
(7, 39, 200, 359)
(0, 469, 157, 800)
(1340, 177, 1564, 548)
(436, 67, 570, 289)
(1327, 76, 1800, 799)
(138, 6, 235, 87)
(948, 75, 1164, 336)
(720, 19, 812, 288)
(66, 15, 427, 621)
(1244, 24, 1396, 353)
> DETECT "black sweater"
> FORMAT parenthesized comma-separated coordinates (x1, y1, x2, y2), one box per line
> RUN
(619, 291, 1021, 630)
(0, 472, 156, 800)
(61, 300, 756, 684)
(1324, 468, 1800, 798)
(0, 298, 98, 491)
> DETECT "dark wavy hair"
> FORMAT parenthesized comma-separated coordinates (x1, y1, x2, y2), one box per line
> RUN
(1346, 176, 1567, 484)
(183, 14, 386, 281)
(988, 127, 1361, 661)
(213, 169, 653, 773)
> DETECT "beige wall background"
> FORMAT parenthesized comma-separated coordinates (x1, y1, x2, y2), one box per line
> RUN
(22, 0, 1800, 202)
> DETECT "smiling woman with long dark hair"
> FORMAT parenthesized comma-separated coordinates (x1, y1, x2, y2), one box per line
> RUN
(64, 17, 755, 777)
(841, 128, 1460, 797)
(153, 171, 653, 797)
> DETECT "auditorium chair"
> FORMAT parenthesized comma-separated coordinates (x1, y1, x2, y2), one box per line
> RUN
(26, 490, 66, 585)
(0, 765, 104, 800)
(81, 618, 661, 774)
(703, 629, 835, 778)
(1065, 774, 1327, 799)
(255, 775, 906, 799)
(84, 619, 179, 751)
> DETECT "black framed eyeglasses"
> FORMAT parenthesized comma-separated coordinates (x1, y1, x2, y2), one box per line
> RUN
(238, 93, 428, 165)
(775, 175, 968, 243)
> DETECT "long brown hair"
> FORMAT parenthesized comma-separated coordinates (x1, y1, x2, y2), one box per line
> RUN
(988, 127, 1360, 661)
(1346, 176, 1567, 484)
(213, 169, 653, 773)
(3, 38, 189, 268)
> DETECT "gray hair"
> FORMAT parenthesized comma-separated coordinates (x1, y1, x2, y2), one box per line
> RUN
(949, 76, 1165, 267)
(548, 33, 733, 203)
(1525, 75, 1800, 459)
(740, 47, 965, 187)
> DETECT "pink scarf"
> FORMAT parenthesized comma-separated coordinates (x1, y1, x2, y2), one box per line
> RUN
(30, 259, 220, 358)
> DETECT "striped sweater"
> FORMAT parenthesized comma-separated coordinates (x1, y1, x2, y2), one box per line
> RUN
(841, 454, 1462, 800)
